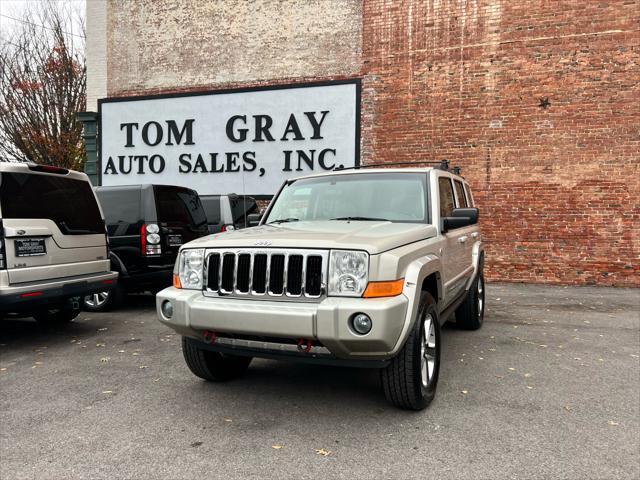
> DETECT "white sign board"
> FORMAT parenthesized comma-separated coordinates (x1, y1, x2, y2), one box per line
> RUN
(99, 81, 360, 197)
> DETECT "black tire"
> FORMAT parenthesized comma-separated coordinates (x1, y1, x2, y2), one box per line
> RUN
(455, 268, 485, 331)
(182, 336, 252, 382)
(381, 291, 441, 410)
(34, 302, 81, 326)
(82, 284, 126, 312)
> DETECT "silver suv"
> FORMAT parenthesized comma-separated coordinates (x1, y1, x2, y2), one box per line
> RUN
(0, 163, 117, 324)
(156, 166, 484, 409)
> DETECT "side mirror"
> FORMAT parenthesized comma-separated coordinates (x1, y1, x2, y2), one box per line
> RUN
(442, 208, 479, 232)
(452, 208, 479, 224)
(247, 213, 263, 227)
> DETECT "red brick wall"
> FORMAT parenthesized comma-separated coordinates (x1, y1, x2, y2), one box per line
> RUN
(102, 0, 639, 287)
(361, 0, 639, 286)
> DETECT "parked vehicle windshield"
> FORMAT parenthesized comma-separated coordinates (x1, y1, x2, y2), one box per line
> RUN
(265, 172, 428, 224)
(0, 172, 104, 234)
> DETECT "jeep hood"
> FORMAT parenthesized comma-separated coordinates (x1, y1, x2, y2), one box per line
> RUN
(183, 221, 438, 254)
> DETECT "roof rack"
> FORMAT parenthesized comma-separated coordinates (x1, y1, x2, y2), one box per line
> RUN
(335, 160, 460, 173)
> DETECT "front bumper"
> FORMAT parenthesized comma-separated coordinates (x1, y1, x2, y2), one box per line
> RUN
(156, 287, 409, 361)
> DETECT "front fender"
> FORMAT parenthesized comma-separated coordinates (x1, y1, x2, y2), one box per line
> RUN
(389, 254, 443, 355)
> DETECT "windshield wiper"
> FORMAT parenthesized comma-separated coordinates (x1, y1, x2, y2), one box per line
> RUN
(268, 218, 299, 225)
(330, 216, 390, 222)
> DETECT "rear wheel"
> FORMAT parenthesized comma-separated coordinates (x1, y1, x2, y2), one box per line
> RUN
(34, 301, 81, 326)
(83, 284, 125, 312)
(182, 336, 252, 382)
(381, 291, 441, 410)
(455, 268, 485, 330)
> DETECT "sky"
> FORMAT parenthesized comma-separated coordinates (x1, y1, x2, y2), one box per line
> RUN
(0, 0, 85, 47)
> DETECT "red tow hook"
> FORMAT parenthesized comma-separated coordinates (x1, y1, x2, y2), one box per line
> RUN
(297, 338, 313, 353)
(203, 330, 217, 344)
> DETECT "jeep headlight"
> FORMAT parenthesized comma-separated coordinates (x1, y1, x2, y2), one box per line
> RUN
(178, 248, 204, 290)
(328, 250, 369, 297)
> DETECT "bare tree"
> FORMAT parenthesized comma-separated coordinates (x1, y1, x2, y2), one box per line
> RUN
(0, 1, 85, 169)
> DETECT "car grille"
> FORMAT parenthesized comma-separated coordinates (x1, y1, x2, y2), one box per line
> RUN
(204, 249, 328, 300)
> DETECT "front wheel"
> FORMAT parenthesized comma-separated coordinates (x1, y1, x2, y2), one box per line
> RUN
(182, 337, 252, 382)
(381, 291, 441, 410)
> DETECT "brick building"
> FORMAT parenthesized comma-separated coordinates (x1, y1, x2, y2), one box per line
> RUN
(85, 0, 639, 287)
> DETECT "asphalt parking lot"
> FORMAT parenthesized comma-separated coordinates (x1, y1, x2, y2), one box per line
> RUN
(1, 283, 638, 480)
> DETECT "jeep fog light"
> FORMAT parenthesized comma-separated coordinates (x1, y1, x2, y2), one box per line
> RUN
(161, 300, 174, 319)
(351, 313, 372, 335)
(328, 250, 369, 297)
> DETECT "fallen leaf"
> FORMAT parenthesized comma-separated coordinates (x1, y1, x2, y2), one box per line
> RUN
(524, 373, 531, 378)
(461, 390, 468, 394)
(223, 418, 233, 423)
(102, 390, 113, 394)
(132, 352, 140, 356)
(508, 367, 515, 371)
(0, 368, 7, 372)
(118, 350, 125, 353)
(315, 448, 331, 456)
(272, 445, 283, 449)
(190, 441, 203, 447)
(139, 365, 148, 369)
(96, 343, 105, 347)
(526, 386, 533, 390)
(100, 357, 110, 363)
(97, 327, 108, 331)
(608, 420, 619, 426)
(564, 405, 572, 411)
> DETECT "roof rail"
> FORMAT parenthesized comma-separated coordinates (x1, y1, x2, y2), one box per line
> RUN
(334, 160, 458, 172)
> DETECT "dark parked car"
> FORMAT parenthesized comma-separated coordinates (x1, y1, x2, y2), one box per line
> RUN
(82, 184, 208, 311)
(200, 194, 259, 233)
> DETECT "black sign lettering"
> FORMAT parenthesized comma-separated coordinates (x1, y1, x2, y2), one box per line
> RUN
(226, 115, 248, 142)
(166, 119, 195, 146)
(304, 111, 329, 139)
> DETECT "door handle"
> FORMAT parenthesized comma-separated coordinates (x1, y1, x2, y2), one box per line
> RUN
(458, 236, 468, 244)
(471, 232, 479, 239)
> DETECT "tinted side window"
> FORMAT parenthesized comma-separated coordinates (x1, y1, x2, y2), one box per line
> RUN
(96, 188, 141, 236)
(464, 184, 474, 207)
(200, 197, 221, 225)
(154, 186, 207, 228)
(0, 172, 103, 234)
(230, 196, 258, 226)
(438, 177, 455, 218)
(454, 180, 468, 208)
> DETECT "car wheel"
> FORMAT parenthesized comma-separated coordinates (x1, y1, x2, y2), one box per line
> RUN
(34, 303, 81, 326)
(182, 336, 252, 382)
(455, 268, 485, 330)
(83, 284, 125, 312)
(381, 291, 441, 410)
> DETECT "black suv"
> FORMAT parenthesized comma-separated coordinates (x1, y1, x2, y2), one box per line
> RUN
(83, 184, 208, 311)
(200, 194, 259, 233)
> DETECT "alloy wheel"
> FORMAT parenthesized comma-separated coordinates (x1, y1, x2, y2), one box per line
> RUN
(84, 291, 111, 308)
(420, 314, 437, 387)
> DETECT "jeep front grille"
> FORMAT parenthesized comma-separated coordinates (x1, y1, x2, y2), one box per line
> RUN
(204, 249, 328, 300)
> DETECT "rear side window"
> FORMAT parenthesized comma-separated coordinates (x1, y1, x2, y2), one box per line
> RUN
(438, 177, 455, 218)
(230, 196, 258, 225)
(454, 180, 468, 207)
(154, 186, 207, 228)
(96, 188, 141, 236)
(464, 184, 474, 207)
(0, 172, 104, 234)
(200, 197, 221, 225)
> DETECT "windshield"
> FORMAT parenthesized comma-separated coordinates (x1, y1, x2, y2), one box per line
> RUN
(265, 173, 428, 224)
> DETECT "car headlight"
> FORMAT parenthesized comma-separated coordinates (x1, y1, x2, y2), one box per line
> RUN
(328, 250, 369, 297)
(178, 248, 205, 290)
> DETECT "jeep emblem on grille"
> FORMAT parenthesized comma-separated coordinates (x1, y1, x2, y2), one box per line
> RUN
(254, 240, 272, 246)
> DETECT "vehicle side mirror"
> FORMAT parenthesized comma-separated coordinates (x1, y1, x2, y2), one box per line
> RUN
(442, 208, 479, 232)
(247, 213, 263, 227)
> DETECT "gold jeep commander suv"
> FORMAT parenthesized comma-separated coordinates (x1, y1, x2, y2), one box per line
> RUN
(156, 166, 484, 410)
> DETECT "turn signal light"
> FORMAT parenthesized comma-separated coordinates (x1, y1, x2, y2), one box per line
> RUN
(363, 279, 404, 298)
(173, 274, 182, 289)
